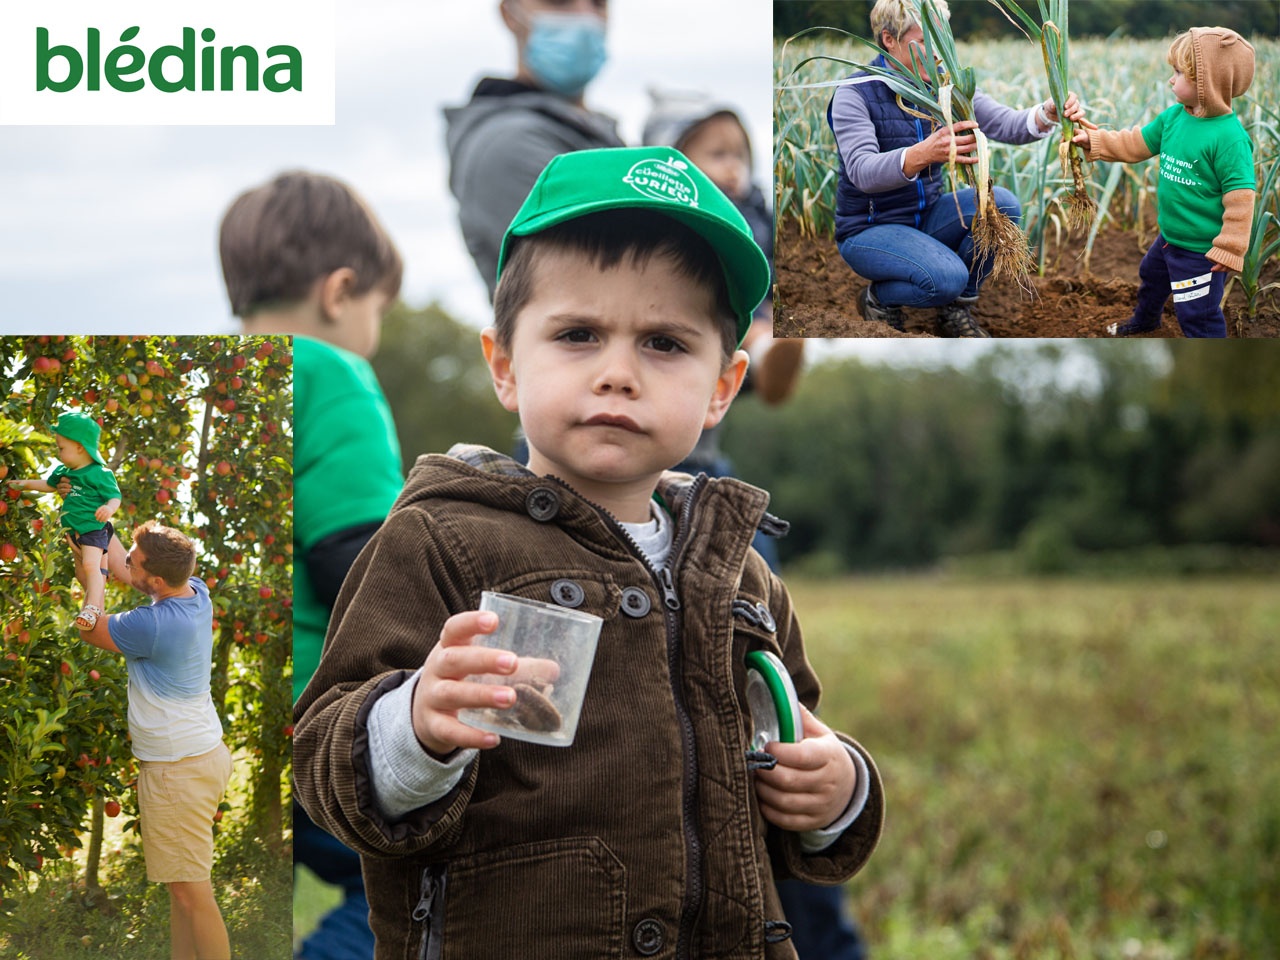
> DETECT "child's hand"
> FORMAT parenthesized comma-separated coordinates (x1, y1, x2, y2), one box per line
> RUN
(411, 610, 520, 757)
(752, 705, 857, 833)
(95, 504, 116, 521)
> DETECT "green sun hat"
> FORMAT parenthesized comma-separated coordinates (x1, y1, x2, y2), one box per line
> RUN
(54, 411, 106, 466)
(497, 146, 771, 346)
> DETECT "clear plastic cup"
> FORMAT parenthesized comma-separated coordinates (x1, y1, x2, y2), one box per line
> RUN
(457, 591, 604, 747)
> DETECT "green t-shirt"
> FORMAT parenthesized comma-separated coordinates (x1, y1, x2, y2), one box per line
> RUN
(1141, 104, 1255, 253)
(46, 463, 121, 534)
(293, 335, 404, 702)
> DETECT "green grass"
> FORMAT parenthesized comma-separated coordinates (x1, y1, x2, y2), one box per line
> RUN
(0, 760, 291, 960)
(791, 574, 1280, 959)
(293, 865, 343, 951)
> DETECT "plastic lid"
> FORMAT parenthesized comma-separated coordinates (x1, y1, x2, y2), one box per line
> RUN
(744, 650, 802, 749)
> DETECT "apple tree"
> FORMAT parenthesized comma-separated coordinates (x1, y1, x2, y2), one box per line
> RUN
(0, 334, 293, 897)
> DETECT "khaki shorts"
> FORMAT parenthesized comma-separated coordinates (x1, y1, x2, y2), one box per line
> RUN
(137, 743, 233, 883)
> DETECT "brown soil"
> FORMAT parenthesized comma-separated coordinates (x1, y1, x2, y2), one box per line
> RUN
(774, 218, 1280, 338)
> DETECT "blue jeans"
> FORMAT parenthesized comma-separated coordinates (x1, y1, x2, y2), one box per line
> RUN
(838, 187, 1021, 307)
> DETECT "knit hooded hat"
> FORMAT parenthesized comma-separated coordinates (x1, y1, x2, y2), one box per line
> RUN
(1190, 27, 1254, 118)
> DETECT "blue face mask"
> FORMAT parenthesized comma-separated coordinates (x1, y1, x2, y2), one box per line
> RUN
(522, 11, 608, 99)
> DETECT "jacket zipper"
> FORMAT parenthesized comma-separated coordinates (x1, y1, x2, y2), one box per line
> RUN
(547, 475, 708, 959)
(413, 865, 444, 960)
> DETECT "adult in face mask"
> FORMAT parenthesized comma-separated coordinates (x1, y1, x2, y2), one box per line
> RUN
(444, 0, 625, 301)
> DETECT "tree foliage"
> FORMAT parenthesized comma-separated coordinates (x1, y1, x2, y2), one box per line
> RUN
(723, 341, 1280, 571)
(0, 335, 293, 895)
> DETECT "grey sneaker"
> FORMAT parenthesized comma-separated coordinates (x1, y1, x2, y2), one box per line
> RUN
(857, 286, 905, 331)
(937, 297, 990, 338)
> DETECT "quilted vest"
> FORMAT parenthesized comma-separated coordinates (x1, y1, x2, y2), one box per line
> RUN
(827, 57, 943, 243)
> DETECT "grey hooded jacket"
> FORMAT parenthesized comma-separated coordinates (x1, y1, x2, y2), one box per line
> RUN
(444, 78, 625, 299)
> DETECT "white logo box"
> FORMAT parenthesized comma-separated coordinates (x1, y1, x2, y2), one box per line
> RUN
(0, 0, 334, 125)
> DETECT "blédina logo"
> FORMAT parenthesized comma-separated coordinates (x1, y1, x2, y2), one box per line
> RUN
(0, 0, 334, 125)
(36, 27, 302, 94)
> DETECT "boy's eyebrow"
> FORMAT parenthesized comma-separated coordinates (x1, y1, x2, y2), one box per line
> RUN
(544, 312, 711, 341)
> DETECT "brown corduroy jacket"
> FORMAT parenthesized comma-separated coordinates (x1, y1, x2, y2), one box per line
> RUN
(294, 447, 883, 960)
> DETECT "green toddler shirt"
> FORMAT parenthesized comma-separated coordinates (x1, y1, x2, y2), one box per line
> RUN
(1141, 104, 1255, 253)
(293, 336, 403, 702)
(46, 463, 121, 534)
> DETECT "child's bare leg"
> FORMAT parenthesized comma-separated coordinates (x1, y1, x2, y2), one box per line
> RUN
(75, 545, 106, 629)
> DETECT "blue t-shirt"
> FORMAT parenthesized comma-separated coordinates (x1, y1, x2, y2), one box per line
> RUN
(108, 577, 223, 761)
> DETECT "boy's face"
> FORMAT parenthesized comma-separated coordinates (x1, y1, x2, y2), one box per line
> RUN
(483, 248, 746, 521)
(1170, 69, 1197, 109)
(55, 434, 90, 467)
(680, 116, 751, 202)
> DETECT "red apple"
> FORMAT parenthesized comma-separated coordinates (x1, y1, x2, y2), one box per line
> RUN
(60, 661, 72, 676)
(0, 543, 18, 562)
(215, 461, 231, 476)
(155, 489, 170, 504)
(259, 586, 273, 599)
(104, 800, 121, 818)
(89, 669, 100, 681)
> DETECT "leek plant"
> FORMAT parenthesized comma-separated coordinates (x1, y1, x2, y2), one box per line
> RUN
(1228, 99, 1280, 326)
(988, 0, 1096, 231)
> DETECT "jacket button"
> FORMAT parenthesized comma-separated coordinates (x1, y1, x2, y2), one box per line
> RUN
(620, 587, 651, 618)
(525, 487, 560, 521)
(632, 918, 665, 955)
(754, 602, 777, 632)
(550, 579, 585, 608)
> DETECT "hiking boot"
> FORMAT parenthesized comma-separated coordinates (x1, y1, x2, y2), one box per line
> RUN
(857, 286, 905, 331)
(937, 297, 990, 338)
(1107, 317, 1161, 337)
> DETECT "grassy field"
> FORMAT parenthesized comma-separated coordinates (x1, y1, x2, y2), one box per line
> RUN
(0, 754, 291, 960)
(292, 575, 1280, 957)
(793, 574, 1280, 959)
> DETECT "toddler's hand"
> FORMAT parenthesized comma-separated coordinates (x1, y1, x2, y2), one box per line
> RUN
(752, 705, 857, 833)
(411, 610, 519, 756)
(95, 504, 116, 521)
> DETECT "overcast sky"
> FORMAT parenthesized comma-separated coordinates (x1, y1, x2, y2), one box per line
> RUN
(0, 1, 775, 339)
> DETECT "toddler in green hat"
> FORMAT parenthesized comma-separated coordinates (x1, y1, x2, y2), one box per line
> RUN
(8, 411, 122, 629)
(294, 146, 882, 958)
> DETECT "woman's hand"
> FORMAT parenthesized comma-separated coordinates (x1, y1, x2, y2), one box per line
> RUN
(903, 119, 979, 177)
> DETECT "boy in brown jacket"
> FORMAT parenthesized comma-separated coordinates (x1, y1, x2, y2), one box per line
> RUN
(294, 146, 883, 959)
(1074, 27, 1255, 338)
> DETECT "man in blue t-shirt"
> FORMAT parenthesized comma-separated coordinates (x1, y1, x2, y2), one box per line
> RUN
(77, 520, 232, 960)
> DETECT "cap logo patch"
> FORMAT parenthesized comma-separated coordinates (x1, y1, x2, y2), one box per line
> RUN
(623, 156, 699, 208)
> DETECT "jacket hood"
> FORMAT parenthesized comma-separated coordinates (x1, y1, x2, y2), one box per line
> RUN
(1190, 28, 1254, 117)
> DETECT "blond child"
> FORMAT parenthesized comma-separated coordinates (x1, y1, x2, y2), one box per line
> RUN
(1075, 28, 1256, 338)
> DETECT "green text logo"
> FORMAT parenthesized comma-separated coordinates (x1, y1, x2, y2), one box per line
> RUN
(37, 27, 302, 93)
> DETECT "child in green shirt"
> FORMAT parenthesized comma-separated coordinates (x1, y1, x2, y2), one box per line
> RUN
(7, 411, 121, 629)
(1075, 28, 1255, 338)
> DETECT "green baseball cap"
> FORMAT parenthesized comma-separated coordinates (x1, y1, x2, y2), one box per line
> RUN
(497, 146, 771, 345)
(54, 411, 106, 466)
